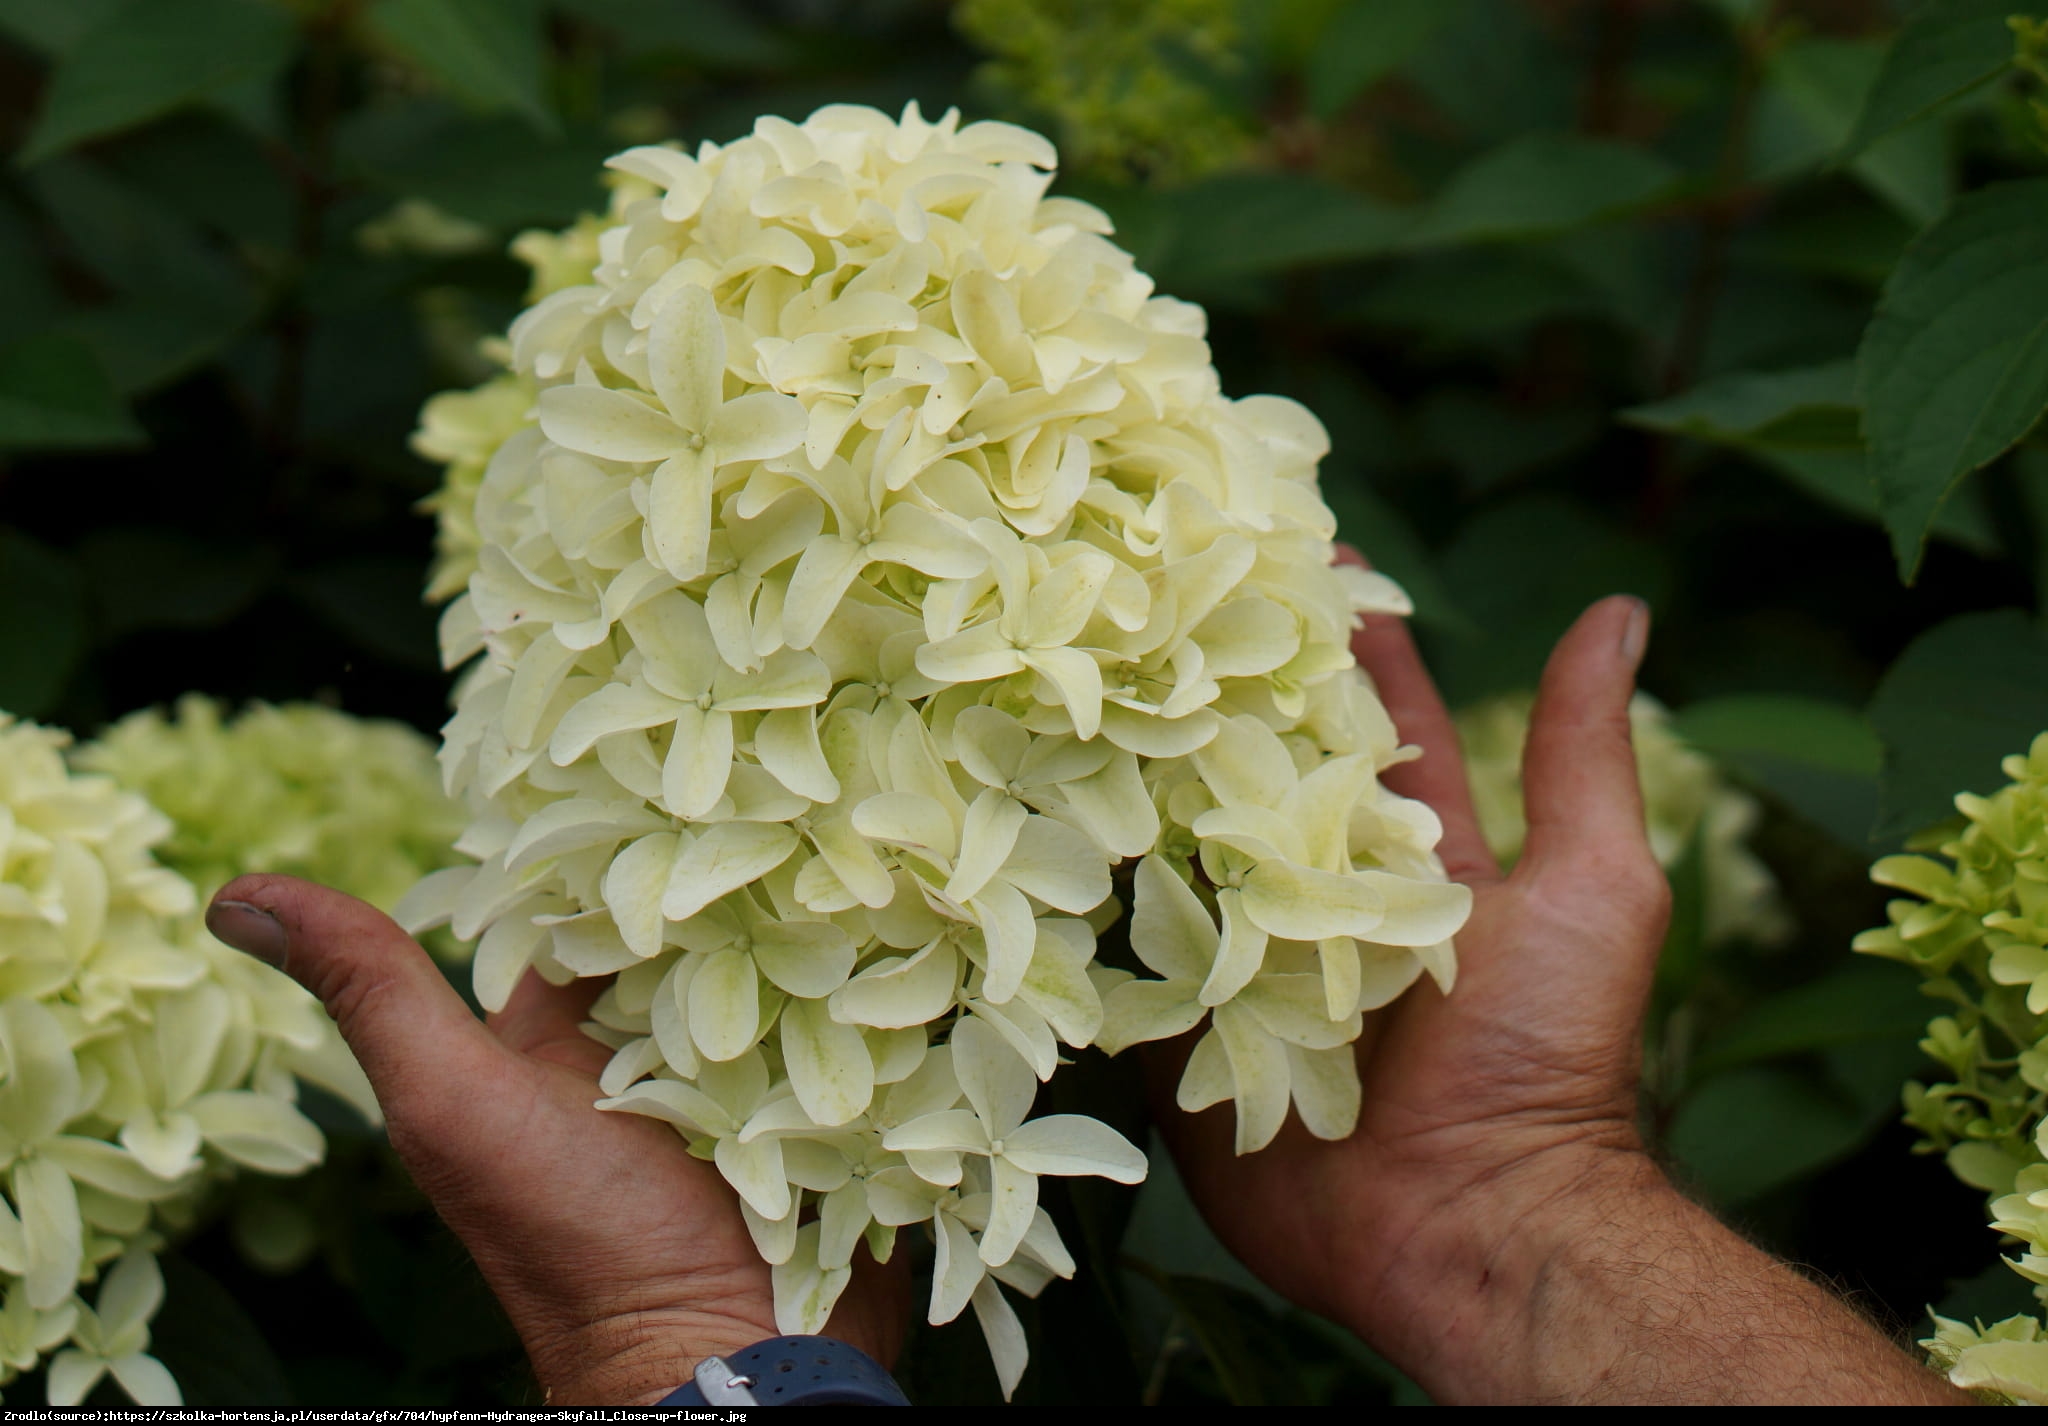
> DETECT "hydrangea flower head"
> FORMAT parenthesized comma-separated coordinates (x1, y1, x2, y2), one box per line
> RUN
(1456, 692, 1788, 949)
(76, 697, 471, 961)
(0, 715, 371, 1405)
(405, 102, 1471, 1394)
(1855, 733, 2048, 1399)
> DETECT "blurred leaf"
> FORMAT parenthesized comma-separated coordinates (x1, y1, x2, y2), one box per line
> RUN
(1121, 1261, 1308, 1406)
(1622, 362, 1859, 450)
(367, 0, 554, 133)
(0, 528, 88, 717)
(1148, 172, 1409, 286)
(290, 558, 441, 670)
(1670, 693, 1883, 846)
(1739, 203, 1914, 286)
(553, 0, 794, 68)
(0, 198, 60, 346)
(18, 0, 297, 165)
(28, 158, 259, 391)
(2018, 447, 2048, 614)
(1822, 1035, 1933, 1120)
(1868, 609, 2048, 840)
(1342, 248, 1600, 343)
(1754, 448, 1999, 555)
(337, 105, 610, 230)
(0, 0, 124, 54)
(103, 114, 294, 250)
(1858, 179, 2048, 581)
(1405, 1, 1574, 141)
(1416, 389, 1603, 491)
(1667, 1064, 1872, 1204)
(1755, 37, 1951, 226)
(1304, 0, 1457, 118)
(1403, 135, 1681, 248)
(1842, 0, 2048, 159)
(1426, 496, 1672, 705)
(1688, 962, 1929, 1080)
(79, 528, 274, 636)
(1322, 478, 1472, 636)
(151, 1253, 295, 1406)
(0, 333, 143, 450)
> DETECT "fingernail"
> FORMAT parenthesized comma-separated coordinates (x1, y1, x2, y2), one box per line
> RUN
(1618, 596, 1651, 665)
(207, 900, 288, 967)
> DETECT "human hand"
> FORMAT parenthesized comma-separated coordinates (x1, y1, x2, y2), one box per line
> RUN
(205, 878, 907, 1405)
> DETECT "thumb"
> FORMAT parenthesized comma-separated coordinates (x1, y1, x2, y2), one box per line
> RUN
(206, 874, 508, 1132)
(1518, 596, 1659, 885)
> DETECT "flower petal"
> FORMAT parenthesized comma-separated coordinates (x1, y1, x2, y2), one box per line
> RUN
(539, 385, 683, 463)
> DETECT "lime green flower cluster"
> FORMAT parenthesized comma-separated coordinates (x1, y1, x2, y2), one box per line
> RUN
(1853, 733, 2048, 1401)
(1454, 693, 1789, 948)
(74, 697, 470, 962)
(0, 715, 377, 1406)
(952, 0, 1250, 183)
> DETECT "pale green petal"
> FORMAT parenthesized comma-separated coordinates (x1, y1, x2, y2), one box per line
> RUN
(1352, 872, 1473, 949)
(0, 998, 82, 1143)
(781, 997, 874, 1127)
(916, 623, 1025, 686)
(709, 390, 808, 463)
(1287, 1043, 1362, 1141)
(771, 1221, 853, 1336)
(755, 707, 840, 804)
(596, 1077, 731, 1135)
(649, 446, 718, 582)
(1240, 861, 1382, 943)
(817, 1182, 870, 1271)
(871, 504, 986, 578)
(1197, 887, 1268, 1007)
(783, 537, 866, 651)
(187, 1092, 324, 1174)
(715, 646, 831, 711)
(603, 832, 680, 958)
(750, 921, 856, 998)
(688, 947, 764, 1062)
(45, 1349, 106, 1408)
(971, 1278, 1028, 1401)
(549, 682, 681, 766)
(93, 1252, 164, 1344)
(1357, 944, 1424, 1011)
(1055, 751, 1159, 858)
(662, 822, 799, 921)
(1023, 550, 1112, 647)
(1215, 1003, 1291, 1154)
(883, 1109, 990, 1156)
(1130, 855, 1218, 982)
(118, 1112, 201, 1181)
(662, 704, 735, 820)
(17, 1157, 83, 1310)
(1193, 596, 1299, 677)
(714, 1134, 791, 1220)
(953, 706, 1030, 790)
(1014, 923, 1103, 1048)
(1001, 815, 1110, 915)
(538, 385, 683, 463)
(830, 942, 959, 1029)
(1022, 647, 1103, 741)
(1237, 974, 1358, 1050)
(979, 1155, 1038, 1267)
(1097, 979, 1205, 1055)
(1002, 1114, 1147, 1183)
(929, 1207, 984, 1326)
(948, 790, 1028, 903)
(852, 792, 958, 857)
(950, 1018, 1038, 1139)
(646, 281, 724, 433)
(971, 880, 1039, 1006)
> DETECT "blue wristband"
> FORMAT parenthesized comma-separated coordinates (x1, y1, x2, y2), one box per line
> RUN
(657, 1335, 909, 1407)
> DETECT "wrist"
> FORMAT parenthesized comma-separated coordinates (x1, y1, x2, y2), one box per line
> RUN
(528, 1309, 779, 1406)
(1338, 1141, 1673, 1404)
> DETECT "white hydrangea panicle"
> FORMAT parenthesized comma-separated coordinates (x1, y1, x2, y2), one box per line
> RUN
(407, 102, 1472, 1392)
(1456, 692, 1789, 949)
(0, 715, 360, 1405)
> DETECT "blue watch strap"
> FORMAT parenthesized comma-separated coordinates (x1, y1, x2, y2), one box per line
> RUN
(657, 1335, 909, 1407)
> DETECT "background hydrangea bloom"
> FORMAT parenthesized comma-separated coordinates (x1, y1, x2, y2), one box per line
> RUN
(1456, 692, 1789, 950)
(76, 697, 471, 963)
(0, 715, 375, 1406)
(1854, 733, 2048, 1402)
(403, 102, 1471, 1393)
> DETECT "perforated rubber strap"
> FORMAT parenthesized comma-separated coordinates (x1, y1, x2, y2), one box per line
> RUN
(656, 1335, 910, 1407)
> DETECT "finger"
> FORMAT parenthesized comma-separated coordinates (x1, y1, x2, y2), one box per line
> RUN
(207, 874, 510, 1129)
(489, 969, 610, 1074)
(1341, 598, 1499, 882)
(1519, 596, 1659, 883)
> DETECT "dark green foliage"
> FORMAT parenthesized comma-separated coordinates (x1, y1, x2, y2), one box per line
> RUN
(6, 0, 2048, 1407)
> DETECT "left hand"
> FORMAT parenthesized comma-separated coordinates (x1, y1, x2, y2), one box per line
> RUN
(206, 876, 907, 1405)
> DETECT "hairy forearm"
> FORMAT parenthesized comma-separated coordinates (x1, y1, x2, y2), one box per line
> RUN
(1357, 1151, 1966, 1405)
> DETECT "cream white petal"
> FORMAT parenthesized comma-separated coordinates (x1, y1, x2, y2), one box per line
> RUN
(781, 998, 875, 1127)
(1214, 1003, 1291, 1155)
(714, 1134, 791, 1220)
(1240, 861, 1383, 944)
(647, 282, 725, 434)
(1001, 1114, 1147, 1183)
(971, 1277, 1029, 1400)
(538, 385, 684, 463)
(688, 946, 764, 1062)
(662, 822, 799, 921)
(1351, 871, 1473, 949)
(648, 446, 718, 582)
(187, 1092, 324, 1175)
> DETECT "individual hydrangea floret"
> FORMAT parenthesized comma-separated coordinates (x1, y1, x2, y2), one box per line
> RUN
(1455, 692, 1788, 949)
(401, 102, 1471, 1395)
(1855, 732, 2048, 1400)
(0, 714, 374, 1406)
(76, 697, 471, 961)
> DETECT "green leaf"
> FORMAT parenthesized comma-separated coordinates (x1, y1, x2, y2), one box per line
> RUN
(1148, 172, 1409, 286)
(1857, 178, 2048, 581)
(0, 529, 88, 718)
(1666, 1064, 1873, 1205)
(28, 158, 259, 392)
(337, 105, 611, 230)
(1342, 248, 1600, 342)
(1669, 693, 1884, 846)
(150, 1253, 295, 1406)
(1755, 37, 1952, 226)
(1739, 204, 1915, 287)
(1842, 0, 2048, 159)
(0, 0, 125, 55)
(1304, 0, 1458, 118)
(1321, 478, 1473, 637)
(1403, 135, 1682, 248)
(1121, 1261, 1309, 1406)
(79, 529, 274, 636)
(17, 0, 297, 165)
(290, 559, 441, 670)
(552, 0, 794, 68)
(1688, 962, 1930, 1080)
(367, 0, 553, 133)
(0, 333, 143, 450)
(1753, 448, 2000, 555)
(1620, 361, 1860, 450)
(1425, 495, 1672, 706)
(1868, 608, 2048, 839)
(1416, 389, 1603, 491)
